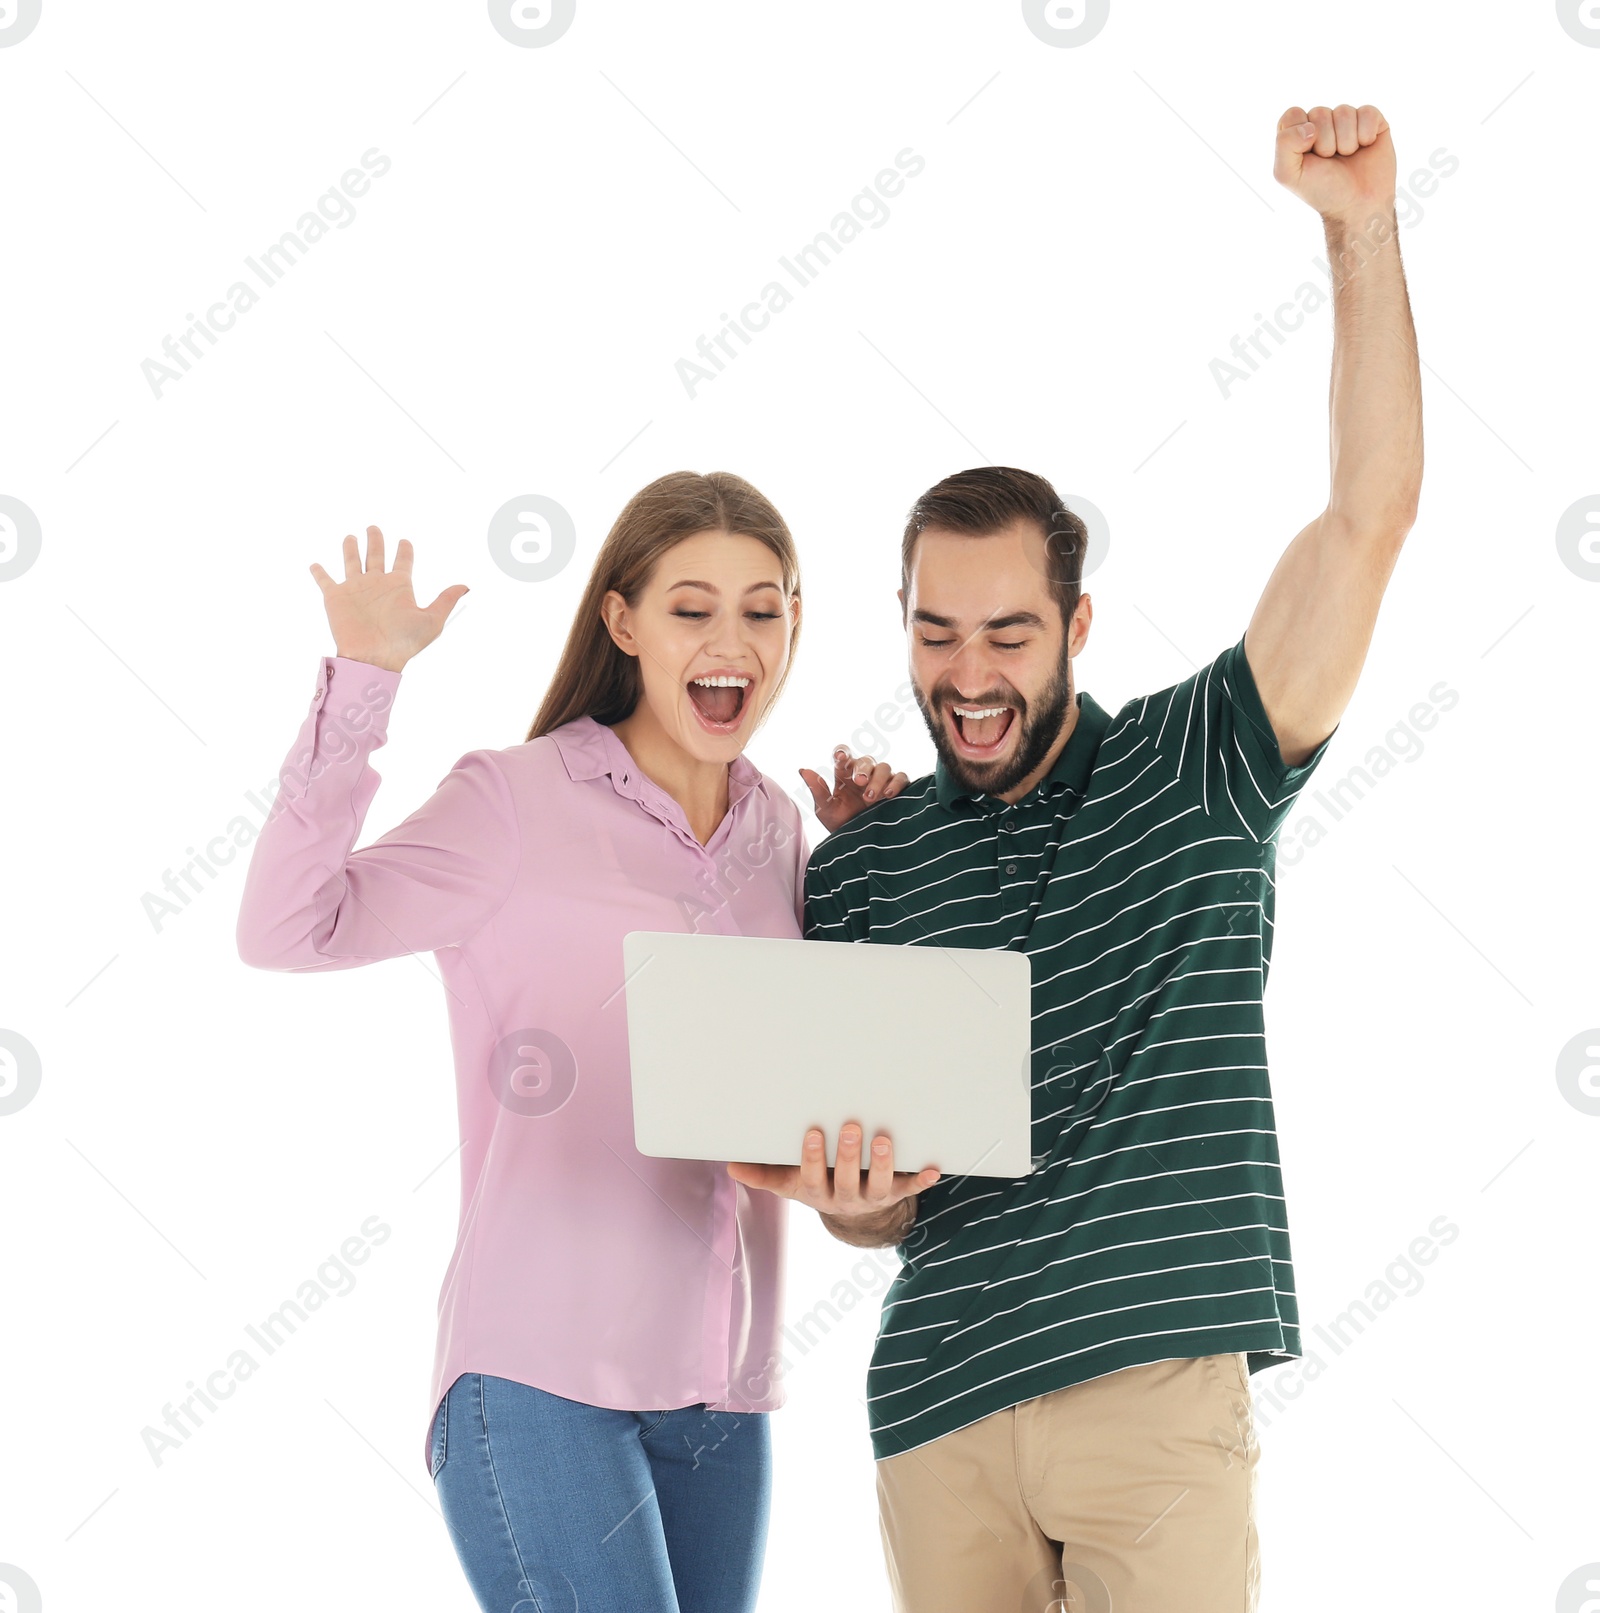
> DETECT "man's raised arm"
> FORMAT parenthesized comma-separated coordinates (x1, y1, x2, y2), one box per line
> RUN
(1244, 103, 1424, 766)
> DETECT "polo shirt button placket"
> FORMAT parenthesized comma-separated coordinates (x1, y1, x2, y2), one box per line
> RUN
(1001, 806, 1018, 875)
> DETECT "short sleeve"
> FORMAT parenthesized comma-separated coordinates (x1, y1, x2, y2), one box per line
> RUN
(1131, 633, 1336, 844)
(802, 831, 868, 943)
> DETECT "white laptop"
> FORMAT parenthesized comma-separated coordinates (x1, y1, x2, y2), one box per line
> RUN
(622, 931, 1035, 1180)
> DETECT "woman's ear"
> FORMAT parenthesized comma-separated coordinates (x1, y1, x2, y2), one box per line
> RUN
(600, 588, 637, 656)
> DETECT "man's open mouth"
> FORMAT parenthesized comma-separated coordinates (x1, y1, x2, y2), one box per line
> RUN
(686, 674, 751, 732)
(948, 701, 1016, 757)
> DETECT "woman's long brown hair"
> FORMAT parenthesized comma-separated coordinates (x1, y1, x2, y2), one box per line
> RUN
(525, 471, 802, 741)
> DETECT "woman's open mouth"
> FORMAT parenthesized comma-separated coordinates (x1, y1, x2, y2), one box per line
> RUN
(948, 701, 1016, 759)
(686, 674, 752, 734)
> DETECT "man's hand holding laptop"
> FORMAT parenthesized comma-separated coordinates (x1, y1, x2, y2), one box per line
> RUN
(726, 742, 936, 1245)
(727, 1125, 940, 1249)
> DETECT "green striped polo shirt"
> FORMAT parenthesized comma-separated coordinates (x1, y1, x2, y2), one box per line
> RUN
(804, 631, 1337, 1461)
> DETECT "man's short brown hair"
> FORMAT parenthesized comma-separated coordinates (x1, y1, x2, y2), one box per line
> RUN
(901, 466, 1087, 629)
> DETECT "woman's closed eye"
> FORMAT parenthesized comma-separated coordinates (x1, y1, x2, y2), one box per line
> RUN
(674, 610, 782, 621)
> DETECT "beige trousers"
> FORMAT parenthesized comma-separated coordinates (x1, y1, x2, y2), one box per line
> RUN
(874, 1353, 1260, 1613)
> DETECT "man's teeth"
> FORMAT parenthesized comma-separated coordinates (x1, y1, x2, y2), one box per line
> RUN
(690, 675, 751, 687)
(954, 705, 1008, 718)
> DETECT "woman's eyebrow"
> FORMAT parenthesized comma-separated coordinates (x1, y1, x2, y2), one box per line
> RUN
(666, 579, 784, 595)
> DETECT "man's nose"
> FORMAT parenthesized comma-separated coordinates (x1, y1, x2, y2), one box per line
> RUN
(946, 642, 998, 692)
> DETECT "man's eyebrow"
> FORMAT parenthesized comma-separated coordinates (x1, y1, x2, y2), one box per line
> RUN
(910, 608, 1049, 631)
(666, 579, 784, 595)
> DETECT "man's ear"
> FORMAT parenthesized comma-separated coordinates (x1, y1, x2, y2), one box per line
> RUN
(1070, 591, 1093, 653)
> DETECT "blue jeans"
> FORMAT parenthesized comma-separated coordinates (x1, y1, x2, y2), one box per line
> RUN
(431, 1372, 772, 1613)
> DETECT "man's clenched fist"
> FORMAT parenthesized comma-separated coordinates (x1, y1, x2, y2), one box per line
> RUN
(1274, 103, 1396, 224)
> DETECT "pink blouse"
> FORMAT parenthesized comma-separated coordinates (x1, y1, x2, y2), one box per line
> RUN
(236, 655, 810, 1474)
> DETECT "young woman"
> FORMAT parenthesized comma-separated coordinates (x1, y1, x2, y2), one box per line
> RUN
(235, 471, 910, 1612)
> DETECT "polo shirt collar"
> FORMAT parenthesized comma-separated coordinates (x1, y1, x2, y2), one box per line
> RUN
(548, 713, 767, 811)
(935, 691, 1111, 812)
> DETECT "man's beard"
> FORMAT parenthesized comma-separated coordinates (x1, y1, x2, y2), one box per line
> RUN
(913, 643, 1076, 800)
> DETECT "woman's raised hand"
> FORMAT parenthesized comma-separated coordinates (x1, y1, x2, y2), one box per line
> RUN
(800, 745, 911, 834)
(309, 525, 468, 674)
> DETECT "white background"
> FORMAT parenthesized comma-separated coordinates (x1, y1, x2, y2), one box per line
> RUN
(2, 1, 1597, 1609)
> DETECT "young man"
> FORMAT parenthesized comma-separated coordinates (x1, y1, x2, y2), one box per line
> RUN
(729, 103, 1421, 1610)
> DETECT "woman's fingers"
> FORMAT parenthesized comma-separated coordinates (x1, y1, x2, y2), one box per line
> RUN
(821, 749, 911, 807)
(796, 767, 831, 813)
(861, 762, 899, 802)
(341, 525, 388, 581)
(834, 747, 871, 791)
(424, 584, 470, 626)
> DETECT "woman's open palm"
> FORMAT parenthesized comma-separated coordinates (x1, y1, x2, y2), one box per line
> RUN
(310, 525, 468, 673)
